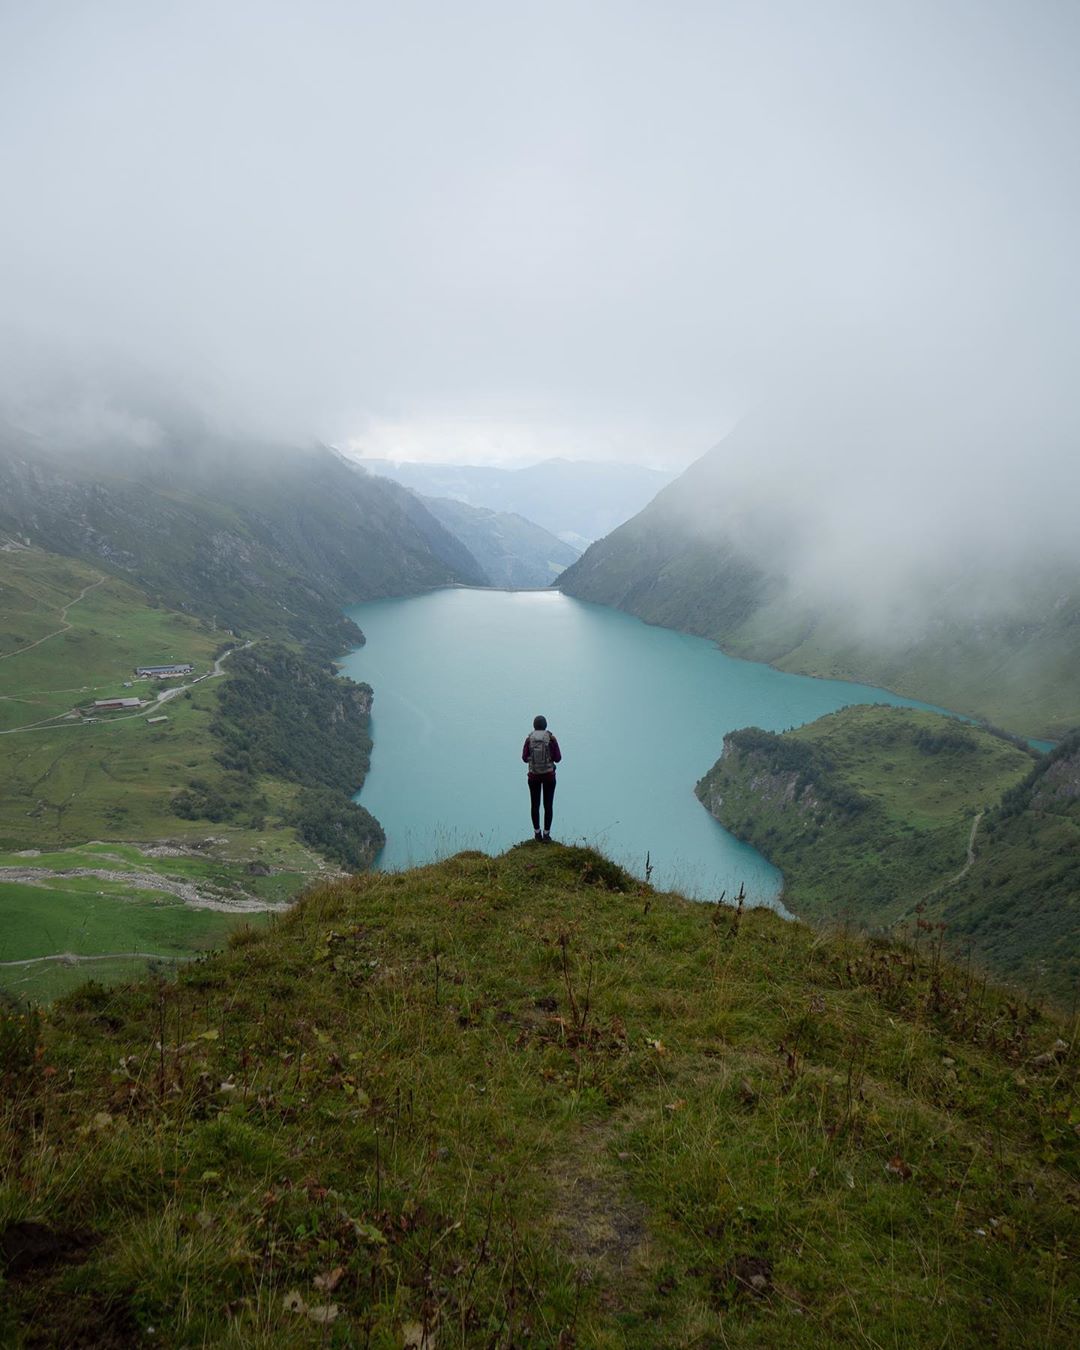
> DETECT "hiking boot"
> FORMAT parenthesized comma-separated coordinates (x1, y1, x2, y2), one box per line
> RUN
(542, 832, 552, 843)
(533, 830, 543, 842)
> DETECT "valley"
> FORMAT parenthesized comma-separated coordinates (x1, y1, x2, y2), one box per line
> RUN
(0, 546, 338, 1002)
(1, 428, 1075, 1019)
(4, 7, 1078, 1340)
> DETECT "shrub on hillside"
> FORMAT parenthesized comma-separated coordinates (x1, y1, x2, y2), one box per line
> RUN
(211, 645, 372, 794)
(291, 788, 385, 871)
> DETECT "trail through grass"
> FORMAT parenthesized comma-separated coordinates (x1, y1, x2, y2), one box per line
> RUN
(1, 843, 1076, 1346)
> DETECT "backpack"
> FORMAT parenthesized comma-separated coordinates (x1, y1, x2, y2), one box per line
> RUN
(528, 729, 554, 774)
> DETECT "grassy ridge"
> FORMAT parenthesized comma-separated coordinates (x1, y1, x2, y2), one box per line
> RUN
(695, 707, 1080, 1003)
(940, 732, 1080, 1000)
(1, 844, 1077, 1346)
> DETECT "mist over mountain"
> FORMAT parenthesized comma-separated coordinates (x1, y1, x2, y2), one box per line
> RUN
(559, 389, 1080, 739)
(0, 425, 486, 660)
(415, 495, 580, 588)
(353, 457, 674, 546)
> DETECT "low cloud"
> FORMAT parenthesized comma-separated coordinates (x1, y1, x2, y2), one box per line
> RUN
(0, 0, 1077, 496)
(674, 364, 1080, 640)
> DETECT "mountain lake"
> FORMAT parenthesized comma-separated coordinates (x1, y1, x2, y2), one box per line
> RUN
(342, 588, 946, 910)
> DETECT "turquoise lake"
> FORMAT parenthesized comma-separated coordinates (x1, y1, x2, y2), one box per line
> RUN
(342, 589, 941, 909)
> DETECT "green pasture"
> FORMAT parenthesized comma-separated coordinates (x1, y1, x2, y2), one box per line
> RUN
(0, 670, 317, 871)
(0, 876, 254, 962)
(0, 547, 217, 732)
(0, 836, 313, 1002)
(0, 683, 222, 844)
(787, 704, 1032, 827)
(0, 842, 310, 904)
(0, 871, 269, 1004)
(1, 956, 194, 1005)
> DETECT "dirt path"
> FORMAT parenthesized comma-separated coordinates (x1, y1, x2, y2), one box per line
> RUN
(0, 864, 287, 913)
(911, 809, 984, 911)
(945, 808, 983, 887)
(0, 575, 107, 664)
(0, 950, 191, 969)
(548, 1121, 651, 1283)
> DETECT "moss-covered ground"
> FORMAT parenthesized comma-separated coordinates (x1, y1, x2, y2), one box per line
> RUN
(1, 844, 1076, 1346)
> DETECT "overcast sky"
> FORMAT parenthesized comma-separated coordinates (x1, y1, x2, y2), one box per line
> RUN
(1, 0, 1078, 467)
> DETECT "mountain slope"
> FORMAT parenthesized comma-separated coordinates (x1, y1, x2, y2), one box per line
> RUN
(941, 731, 1080, 997)
(2, 843, 1076, 1346)
(418, 495, 580, 586)
(0, 434, 486, 661)
(0, 546, 384, 1003)
(355, 456, 674, 545)
(695, 706, 1078, 1001)
(557, 432, 1080, 739)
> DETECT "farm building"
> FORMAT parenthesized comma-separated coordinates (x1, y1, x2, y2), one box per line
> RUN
(93, 698, 142, 710)
(135, 663, 193, 677)
(146, 715, 169, 724)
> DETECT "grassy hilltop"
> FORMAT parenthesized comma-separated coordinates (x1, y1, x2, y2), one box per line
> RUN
(696, 706, 1078, 1004)
(2, 844, 1077, 1347)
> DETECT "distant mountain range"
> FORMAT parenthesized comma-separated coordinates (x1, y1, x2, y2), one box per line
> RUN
(558, 431, 1080, 740)
(351, 455, 675, 547)
(416, 495, 580, 588)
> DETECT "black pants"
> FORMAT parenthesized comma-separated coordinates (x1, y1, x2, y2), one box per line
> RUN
(529, 775, 556, 832)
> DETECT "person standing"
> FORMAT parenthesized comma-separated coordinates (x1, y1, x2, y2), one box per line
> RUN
(522, 714, 561, 842)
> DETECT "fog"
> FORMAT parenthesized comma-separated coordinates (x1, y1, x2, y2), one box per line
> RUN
(1, 1, 1078, 543)
(668, 374, 1080, 642)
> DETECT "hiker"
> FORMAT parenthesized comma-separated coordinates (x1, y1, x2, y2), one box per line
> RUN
(522, 714, 562, 842)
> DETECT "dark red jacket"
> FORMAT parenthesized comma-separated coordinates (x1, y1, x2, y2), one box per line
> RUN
(522, 732, 562, 783)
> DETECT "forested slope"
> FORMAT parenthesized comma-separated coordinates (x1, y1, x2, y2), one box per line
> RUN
(696, 706, 1077, 1002)
(0, 434, 485, 661)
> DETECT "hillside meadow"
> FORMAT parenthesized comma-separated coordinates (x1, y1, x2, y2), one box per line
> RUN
(1, 844, 1076, 1347)
(0, 549, 345, 1004)
(696, 707, 1080, 1003)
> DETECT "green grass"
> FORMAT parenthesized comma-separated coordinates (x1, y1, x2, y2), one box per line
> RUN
(0, 549, 348, 1001)
(0, 548, 217, 732)
(0, 548, 225, 843)
(695, 707, 1077, 1000)
(1, 843, 1076, 1346)
(784, 704, 1032, 828)
(0, 876, 267, 1003)
(0, 838, 313, 1004)
(938, 733, 1080, 1000)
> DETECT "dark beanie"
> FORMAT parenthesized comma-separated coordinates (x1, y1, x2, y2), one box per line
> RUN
(533, 715, 547, 730)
